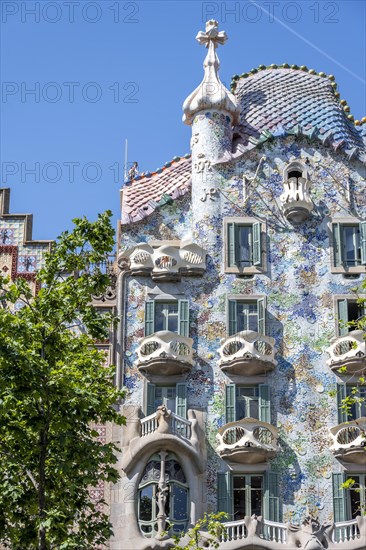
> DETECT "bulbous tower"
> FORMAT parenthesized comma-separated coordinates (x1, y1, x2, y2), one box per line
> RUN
(183, 20, 240, 248)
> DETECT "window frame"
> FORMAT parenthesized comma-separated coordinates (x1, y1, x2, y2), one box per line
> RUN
(226, 295, 266, 337)
(138, 454, 189, 538)
(224, 217, 266, 274)
(329, 218, 366, 273)
(232, 474, 264, 521)
(334, 295, 366, 337)
(144, 298, 189, 337)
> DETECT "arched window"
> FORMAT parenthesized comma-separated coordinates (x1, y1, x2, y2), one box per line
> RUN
(138, 452, 189, 538)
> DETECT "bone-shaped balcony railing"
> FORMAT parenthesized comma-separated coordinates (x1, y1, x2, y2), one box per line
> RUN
(327, 330, 366, 372)
(136, 331, 194, 366)
(219, 331, 277, 375)
(217, 419, 279, 463)
(120, 240, 207, 280)
(330, 418, 366, 456)
(280, 176, 313, 218)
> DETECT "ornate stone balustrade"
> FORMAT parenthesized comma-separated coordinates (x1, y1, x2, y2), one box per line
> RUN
(219, 330, 277, 376)
(330, 418, 366, 464)
(120, 240, 207, 281)
(136, 330, 194, 376)
(327, 330, 366, 374)
(280, 176, 313, 223)
(216, 418, 279, 464)
(216, 516, 364, 549)
(140, 409, 192, 440)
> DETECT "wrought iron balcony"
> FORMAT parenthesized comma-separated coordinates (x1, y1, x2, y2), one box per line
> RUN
(280, 176, 313, 224)
(330, 418, 366, 464)
(120, 240, 207, 281)
(327, 330, 366, 374)
(136, 331, 194, 376)
(216, 418, 279, 464)
(219, 331, 277, 376)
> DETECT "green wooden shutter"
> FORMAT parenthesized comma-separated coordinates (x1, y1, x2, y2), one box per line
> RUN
(217, 472, 233, 516)
(178, 299, 189, 337)
(332, 473, 346, 523)
(337, 384, 348, 424)
(252, 222, 262, 266)
(145, 300, 155, 336)
(146, 383, 155, 416)
(257, 297, 266, 335)
(225, 384, 236, 423)
(176, 383, 187, 419)
(228, 223, 236, 267)
(337, 299, 349, 336)
(360, 222, 366, 265)
(228, 300, 237, 336)
(333, 223, 343, 267)
(264, 472, 280, 521)
(259, 384, 271, 423)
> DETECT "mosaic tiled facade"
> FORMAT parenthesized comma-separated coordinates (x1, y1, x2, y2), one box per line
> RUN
(0, 188, 52, 295)
(112, 20, 366, 550)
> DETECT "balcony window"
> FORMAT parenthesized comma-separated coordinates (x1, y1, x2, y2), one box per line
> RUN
(224, 218, 264, 273)
(217, 471, 279, 521)
(228, 298, 266, 336)
(333, 473, 366, 522)
(145, 299, 189, 337)
(146, 382, 187, 417)
(226, 384, 270, 424)
(337, 299, 365, 336)
(337, 383, 366, 423)
(346, 474, 366, 519)
(138, 452, 189, 538)
(332, 222, 366, 270)
(233, 475, 263, 520)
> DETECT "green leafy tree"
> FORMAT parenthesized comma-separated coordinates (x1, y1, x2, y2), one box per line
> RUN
(172, 512, 228, 549)
(0, 212, 125, 549)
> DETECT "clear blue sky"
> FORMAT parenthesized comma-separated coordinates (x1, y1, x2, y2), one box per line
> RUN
(1, 0, 365, 240)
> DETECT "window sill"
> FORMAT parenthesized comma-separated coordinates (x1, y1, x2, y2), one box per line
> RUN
(331, 266, 366, 274)
(225, 265, 265, 275)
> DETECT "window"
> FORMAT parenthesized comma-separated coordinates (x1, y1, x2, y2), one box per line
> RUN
(333, 473, 366, 522)
(336, 298, 365, 336)
(138, 452, 189, 538)
(337, 383, 366, 423)
(332, 221, 366, 270)
(225, 384, 270, 423)
(228, 298, 266, 336)
(145, 299, 189, 337)
(346, 474, 366, 519)
(225, 218, 264, 273)
(146, 383, 187, 417)
(218, 471, 279, 521)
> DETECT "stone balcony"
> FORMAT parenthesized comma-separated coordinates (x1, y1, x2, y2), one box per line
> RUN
(120, 405, 205, 475)
(216, 418, 279, 464)
(280, 176, 313, 224)
(136, 331, 194, 376)
(214, 515, 366, 550)
(330, 418, 366, 464)
(219, 331, 277, 376)
(120, 240, 207, 281)
(327, 330, 366, 374)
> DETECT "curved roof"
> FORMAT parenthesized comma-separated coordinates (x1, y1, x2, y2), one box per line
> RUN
(226, 68, 366, 164)
(121, 156, 191, 225)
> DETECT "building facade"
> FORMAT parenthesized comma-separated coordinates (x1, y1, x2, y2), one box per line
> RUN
(112, 21, 366, 550)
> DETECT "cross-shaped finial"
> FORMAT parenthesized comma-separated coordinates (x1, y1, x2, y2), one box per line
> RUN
(196, 20, 228, 49)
